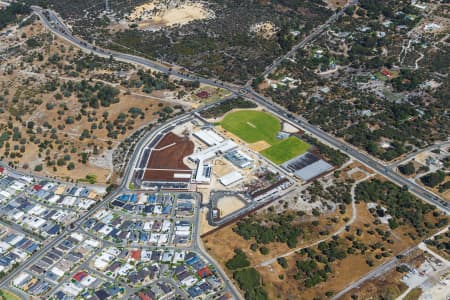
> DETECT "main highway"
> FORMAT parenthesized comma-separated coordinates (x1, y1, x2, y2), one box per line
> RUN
(0, 3, 443, 298)
(32, 6, 449, 214)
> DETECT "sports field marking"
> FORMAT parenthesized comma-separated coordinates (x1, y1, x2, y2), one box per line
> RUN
(219, 110, 311, 164)
(220, 110, 280, 144)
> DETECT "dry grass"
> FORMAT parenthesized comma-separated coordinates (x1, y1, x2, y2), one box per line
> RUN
(0, 21, 177, 184)
(205, 197, 447, 300)
(339, 250, 426, 299)
(202, 206, 353, 272)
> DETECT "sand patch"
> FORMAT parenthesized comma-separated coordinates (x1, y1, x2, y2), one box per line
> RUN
(325, 0, 349, 10)
(217, 196, 246, 217)
(213, 159, 235, 177)
(249, 140, 271, 152)
(127, 1, 214, 30)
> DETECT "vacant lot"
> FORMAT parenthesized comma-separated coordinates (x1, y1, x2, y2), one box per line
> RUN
(219, 110, 309, 164)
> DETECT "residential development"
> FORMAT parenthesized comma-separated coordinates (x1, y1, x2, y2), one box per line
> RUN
(0, 0, 448, 300)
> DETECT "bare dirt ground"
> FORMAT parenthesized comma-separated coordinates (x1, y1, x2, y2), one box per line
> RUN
(325, 0, 350, 10)
(216, 196, 246, 217)
(124, 0, 214, 31)
(249, 22, 278, 39)
(212, 159, 234, 178)
(248, 140, 271, 152)
(187, 86, 231, 105)
(282, 122, 299, 133)
(199, 208, 216, 235)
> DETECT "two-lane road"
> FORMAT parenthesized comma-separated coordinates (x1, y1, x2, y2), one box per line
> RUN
(32, 5, 449, 214)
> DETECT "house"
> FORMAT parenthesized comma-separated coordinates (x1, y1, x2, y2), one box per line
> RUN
(73, 271, 88, 282)
(197, 266, 212, 278)
(130, 249, 141, 261)
(33, 185, 42, 191)
(138, 291, 153, 300)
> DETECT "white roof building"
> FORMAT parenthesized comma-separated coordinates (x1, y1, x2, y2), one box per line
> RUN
(219, 171, 243, 186)
(294, 160, 333, 182)
(193, 129, 224, 146)
(61, 282, 83, 296)
(12, 272, 31, 287)
(189, 140, 237, 162)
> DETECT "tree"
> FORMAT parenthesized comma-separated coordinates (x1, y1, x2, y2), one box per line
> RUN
(259, 247, 269, 255)
(420, 171, 445, 187)
(225, 249, 250, 270)
(277, 257, 288, 268)
(398, 162, 415, 175)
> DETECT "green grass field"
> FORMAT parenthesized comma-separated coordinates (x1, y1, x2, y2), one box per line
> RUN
(220, 110, 281, 144)
(219, 110, 310, 164)
(261, 136, 310, 164)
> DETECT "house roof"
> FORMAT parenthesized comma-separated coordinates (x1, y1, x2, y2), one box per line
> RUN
(130, 249, 141, 260)
(197, 266, 212, 278)
(73, 271, 88, 282)
(33, 185, 43, 191)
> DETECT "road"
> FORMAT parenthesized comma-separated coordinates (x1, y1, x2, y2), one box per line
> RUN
(2, 3, 446, 298)
(388, 140, 450, 168)
(256, 0, 359, 81)
(30, 6, 449, 215)
(331, 226, 450, 300)
(243, 89, 449, 214)
(330, 246, 419, 300)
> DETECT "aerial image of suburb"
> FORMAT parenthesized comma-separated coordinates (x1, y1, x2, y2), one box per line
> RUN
(0, 0, 449, 299)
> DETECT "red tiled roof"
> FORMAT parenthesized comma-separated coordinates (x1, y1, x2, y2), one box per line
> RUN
(197, 266, 212, 278)
(138, 292, 152, 300)
(33, 185, 42, 191)
(131, 249, 141, 260)
(73, 271, 88, 282)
